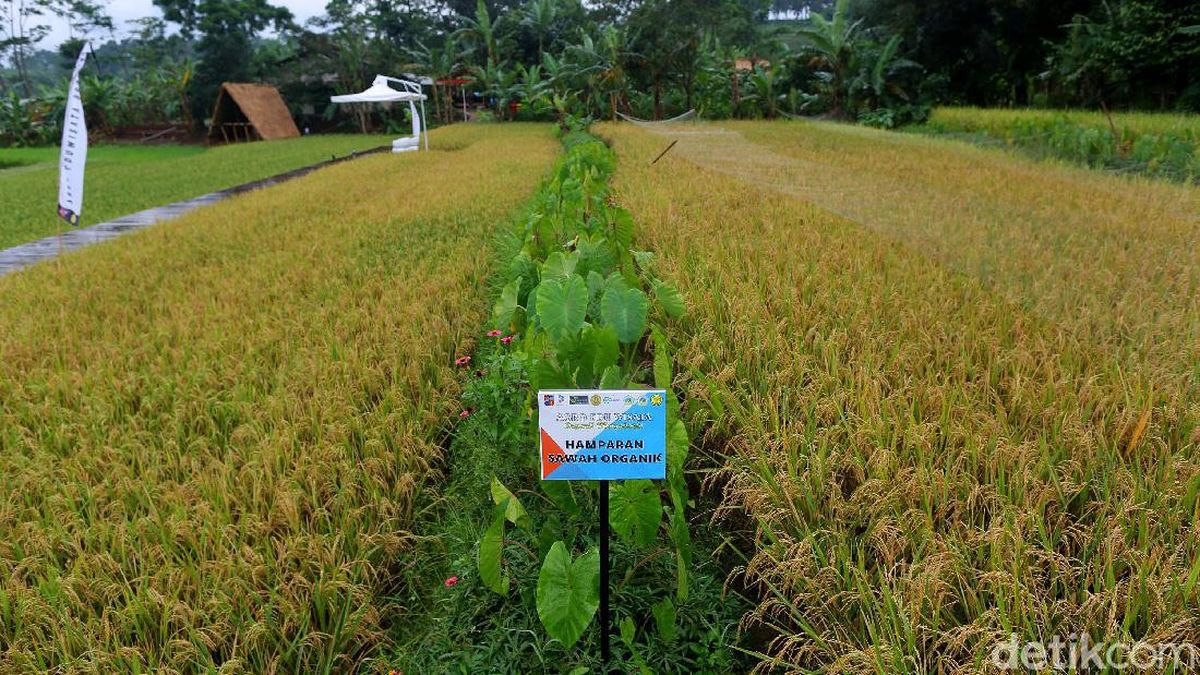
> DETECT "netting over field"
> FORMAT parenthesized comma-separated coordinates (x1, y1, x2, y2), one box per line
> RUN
(616, 109, 697, 125)
(626, 120, 1200, 390)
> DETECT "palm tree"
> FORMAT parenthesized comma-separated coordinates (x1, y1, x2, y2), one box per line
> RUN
(795, 0, 862, 119)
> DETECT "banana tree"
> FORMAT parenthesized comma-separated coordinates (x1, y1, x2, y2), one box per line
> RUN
(407, 38, 462, 124)
(520, 0, 557, 54)
(563, 25, 634, 120)
(746, 63, 785, 119)
(794, 0, 862, 119)
(470, 60, 519, 119)
(454, 0, 502, 68)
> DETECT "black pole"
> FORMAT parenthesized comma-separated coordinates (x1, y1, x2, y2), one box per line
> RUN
(599, 479, 611, 671)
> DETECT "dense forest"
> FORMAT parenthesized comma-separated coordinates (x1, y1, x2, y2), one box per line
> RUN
(2, 0, 1198, 144)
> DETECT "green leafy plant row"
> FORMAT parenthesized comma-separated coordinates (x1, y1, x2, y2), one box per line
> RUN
(459, 130, 692, 659)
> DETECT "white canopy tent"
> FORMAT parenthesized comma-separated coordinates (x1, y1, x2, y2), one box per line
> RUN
(331, 75, 429, 152)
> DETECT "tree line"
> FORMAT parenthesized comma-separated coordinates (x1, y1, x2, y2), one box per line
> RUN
(1, 0, 1197, 146)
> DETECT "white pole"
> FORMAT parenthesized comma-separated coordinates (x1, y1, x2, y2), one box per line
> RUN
(420, 98, 429, 151)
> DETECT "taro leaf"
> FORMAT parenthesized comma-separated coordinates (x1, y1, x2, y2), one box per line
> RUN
(604, 270, 628, 294)
(586, 324, 619, 379)
(492, 276, 523, 331)
(556, 324, 615, 387)
(652, 597, 677, 642)
(554, 330, 591, 387)
(668, 505, 692, 601)
(542, 251, 578, 280)
(599, 365, 626, 389)
(651, 325, 672, 390)
(651, 278, 685, 319)
(537, 275, 588, 344)
(601, 283, 650, 345)
(540, 480, 579, 516)
(576, 235, 617, 279)
(610, 208, 634, 250)
(509, 253, 538, 303)
(619, 617, 653, 675)
(478, 499, 509, 594)
(609, 480, 662, 548)
(632, 250, 655, 275)
(666, 418, 690, 509)
(620, 615, 637, 644)
(536, 541, 600, 648)
(530, 358, 567, 391)
(525, 282, 541, 329)
(586, 270, 606, 320)
(537, 514, 562, 557)
(535, 214, 558, 254)
(491, 477, 532, 530)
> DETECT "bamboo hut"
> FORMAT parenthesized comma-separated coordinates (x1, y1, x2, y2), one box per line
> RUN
(207, 83, 300, 144)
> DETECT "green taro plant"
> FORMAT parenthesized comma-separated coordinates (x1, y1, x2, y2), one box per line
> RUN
(458, 132, 693, 656)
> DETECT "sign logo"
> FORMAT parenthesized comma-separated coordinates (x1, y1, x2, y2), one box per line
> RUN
(538, 389, 668, 481)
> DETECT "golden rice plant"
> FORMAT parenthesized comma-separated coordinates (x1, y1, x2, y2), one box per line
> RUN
(0, 135, 397, 250)
(929, 107, 1200, 141)
(0, 124, 558, 672)
(599, 121, 1200, 673)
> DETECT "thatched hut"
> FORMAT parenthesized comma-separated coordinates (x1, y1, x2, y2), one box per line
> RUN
(207, 83, 300, 144)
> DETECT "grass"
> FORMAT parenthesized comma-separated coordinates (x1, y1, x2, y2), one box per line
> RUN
(0, 136, 392, 250)
(0, 123, 558, 672)
(599, 120, 1200, 672)
(927, 106, 1200, 140)
(920, 107, 1200, 182)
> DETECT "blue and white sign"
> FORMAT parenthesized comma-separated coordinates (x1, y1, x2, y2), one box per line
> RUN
(539, 389, 667, 481)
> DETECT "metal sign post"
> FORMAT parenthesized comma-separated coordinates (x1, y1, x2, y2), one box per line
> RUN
(599, 479, 611, 669)
(538, 388, 668, 673)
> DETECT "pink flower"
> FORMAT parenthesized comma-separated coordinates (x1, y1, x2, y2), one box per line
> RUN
(474, 369, 486, 378)
(455, 355, 471, 367)
(459, 409, 472, 418)
(500, 335, 514, 345)
(487, 329, 503, 337)
(444, 576, 459, 588)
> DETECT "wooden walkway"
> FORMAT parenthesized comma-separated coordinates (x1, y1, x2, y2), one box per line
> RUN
(0, 146, 388, 276)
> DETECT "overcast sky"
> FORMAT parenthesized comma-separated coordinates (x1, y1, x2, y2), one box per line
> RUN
(44, 0, 330, 47)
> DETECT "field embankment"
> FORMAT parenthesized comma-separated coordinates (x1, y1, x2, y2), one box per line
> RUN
(0, 135, 392, 250)
(921, 107, 1200, 182)
(601, 121, 1200, 672)
(0, 124, 557, 671)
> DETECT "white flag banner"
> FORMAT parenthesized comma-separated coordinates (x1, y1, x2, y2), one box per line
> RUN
(57, 44, 89, 227)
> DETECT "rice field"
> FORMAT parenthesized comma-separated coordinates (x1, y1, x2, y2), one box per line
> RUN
(4, 113, 1199, 673)
(929, 107, 1200, 141)
(922, 107, 1200, 182)
(0, 124, 557, 672)
(600, 120, 1200, 672)
(0, 135, 391, 250)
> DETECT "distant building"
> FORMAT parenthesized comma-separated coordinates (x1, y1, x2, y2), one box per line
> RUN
(767, 0, 831, 21)
(734, 58, 772, 72)
(768, 7, 810, 21)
